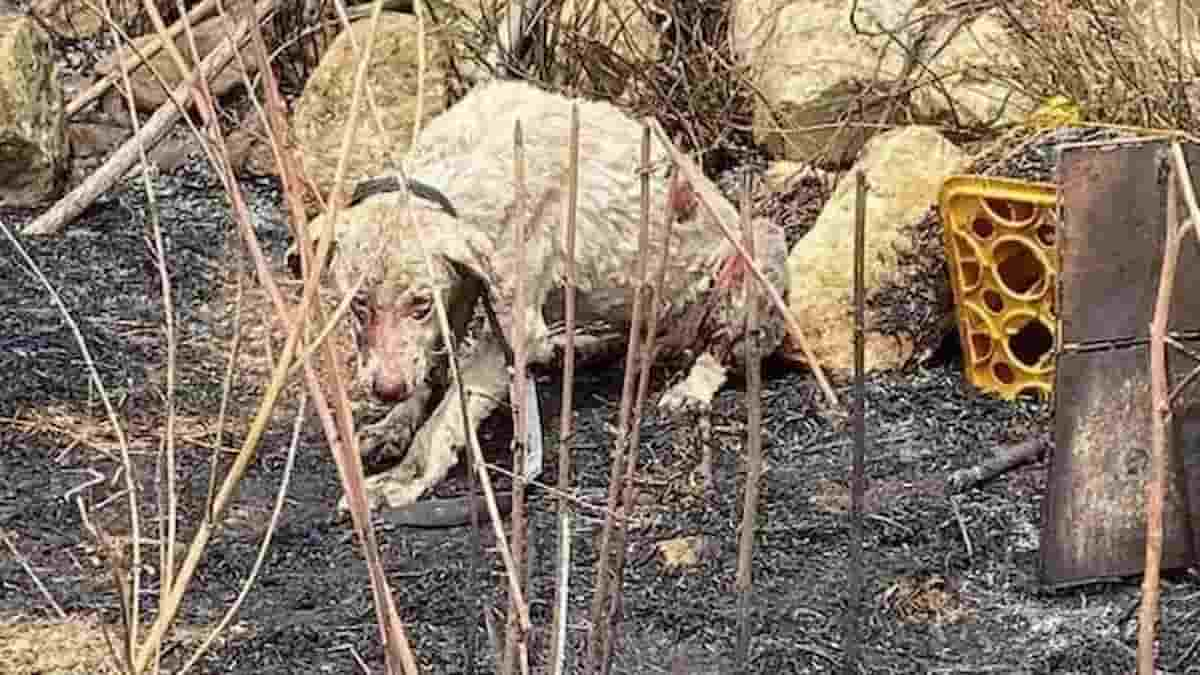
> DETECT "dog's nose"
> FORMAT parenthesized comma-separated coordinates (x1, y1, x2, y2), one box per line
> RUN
(372, 374, 409, 403)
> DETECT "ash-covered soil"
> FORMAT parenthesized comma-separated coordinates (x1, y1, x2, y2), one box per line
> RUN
(1, 156, 1198, 675)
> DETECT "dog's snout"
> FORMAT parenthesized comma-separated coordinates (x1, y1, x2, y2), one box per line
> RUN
(372, 373, 410, 403)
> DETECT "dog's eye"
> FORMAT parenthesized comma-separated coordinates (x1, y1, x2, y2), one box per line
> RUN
(411, 295, 433, 321)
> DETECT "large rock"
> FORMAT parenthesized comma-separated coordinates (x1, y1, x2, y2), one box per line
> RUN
(0, 16, 66, 206)
(733, 0, 1029, 166)
(782, 125, 968, 374)
(909, 9, 1027, 128)
(95, 1, 258, 114)
(292, 11, 448, 212)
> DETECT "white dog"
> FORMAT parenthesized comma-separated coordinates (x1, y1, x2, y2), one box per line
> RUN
(292, 79, 790, 512)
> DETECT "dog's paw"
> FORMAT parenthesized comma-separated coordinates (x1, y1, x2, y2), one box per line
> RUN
(356, 422, 406, 471)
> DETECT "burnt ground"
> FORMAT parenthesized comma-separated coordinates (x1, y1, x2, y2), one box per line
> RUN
(1, 156, 1199, 675)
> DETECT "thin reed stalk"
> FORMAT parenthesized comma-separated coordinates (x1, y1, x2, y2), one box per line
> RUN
(844, 170, 869, 675)
(586, 124, 654, 675)
(503, 119, 533, 675)
(601, 126, 685, 674)
(177, 392, 306, 675)
(548, 101, 581, 675)
(1138, 148, 1185, 675)
(127, 2, 422, 671)
(107, 7, 154, 664)
(734, 174, 764, 672)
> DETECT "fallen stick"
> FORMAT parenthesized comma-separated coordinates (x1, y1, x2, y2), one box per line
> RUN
(945, 434, 1050, 494)
(66, 0, 221, 118)
(22, 0, 276, 237)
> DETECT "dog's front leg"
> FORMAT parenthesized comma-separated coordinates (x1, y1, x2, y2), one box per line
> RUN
(338, 337, 511, 513)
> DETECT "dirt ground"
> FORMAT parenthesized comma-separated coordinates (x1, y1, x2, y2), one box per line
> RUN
(2, 153, 1199, 675)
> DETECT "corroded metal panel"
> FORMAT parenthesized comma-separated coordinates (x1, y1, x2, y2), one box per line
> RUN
(1171, 363, 1200, 563)
(1041, 345, 1198, 587)
(1057, 139, 1200, 345)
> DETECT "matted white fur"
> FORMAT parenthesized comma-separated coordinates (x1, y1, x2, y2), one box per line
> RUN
(308, 79, 790, 513)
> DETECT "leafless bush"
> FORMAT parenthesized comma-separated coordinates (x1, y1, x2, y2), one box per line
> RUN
(989, 0, 1199, 129)
(423, 0, 757, 173)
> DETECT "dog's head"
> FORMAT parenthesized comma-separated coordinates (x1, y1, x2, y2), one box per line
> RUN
(288, 179, 487, 404)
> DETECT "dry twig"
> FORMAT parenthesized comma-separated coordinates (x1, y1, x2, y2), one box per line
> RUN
(502, 119, 533, 675)
(945, 435, 1049, 493)
(548, 100, 581, 675)
(0, 530, 67, 620)
(843, 170, 868, 675)
(587, 124, 653, 675)
(1138, 145, 1188, 675)
(734, 173, 764, 672)
(23, 0, 279, 237)
(601, 123, 683, 675)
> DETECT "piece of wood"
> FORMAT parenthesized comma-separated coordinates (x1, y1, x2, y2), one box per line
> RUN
(946, 434, 1050, 494)
(64, 0, 221, 118)
(23, 0, 277, 237)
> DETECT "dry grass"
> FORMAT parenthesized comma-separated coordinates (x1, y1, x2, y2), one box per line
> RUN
(880, 575, 970, 626)
(989, 0, 1200, 129)
(0, 615, 212, 675)
(425, 0, 757, 171)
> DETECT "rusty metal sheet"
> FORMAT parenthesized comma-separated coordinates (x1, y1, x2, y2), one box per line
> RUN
(1057, 139, 1200, 345)
(1041, 344, 1199, 588)
(1172, 363, 1200, 563)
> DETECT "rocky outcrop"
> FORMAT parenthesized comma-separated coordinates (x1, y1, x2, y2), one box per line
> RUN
(733, 0, 1029, 166)
(292, 11, 448, 211)
(782, 125, 968, 374)
(0, 16, 66, 206)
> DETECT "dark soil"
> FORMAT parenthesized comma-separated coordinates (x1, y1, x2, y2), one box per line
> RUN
(2, 153, 1199, 675)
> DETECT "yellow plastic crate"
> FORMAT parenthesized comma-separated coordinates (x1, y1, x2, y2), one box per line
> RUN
(938, 176, 1059, 400)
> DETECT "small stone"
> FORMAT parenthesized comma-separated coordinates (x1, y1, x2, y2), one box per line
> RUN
(656, 535, 711, 571)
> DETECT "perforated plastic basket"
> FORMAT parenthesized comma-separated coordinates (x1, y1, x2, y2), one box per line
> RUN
(939, 176, 1059, 400)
